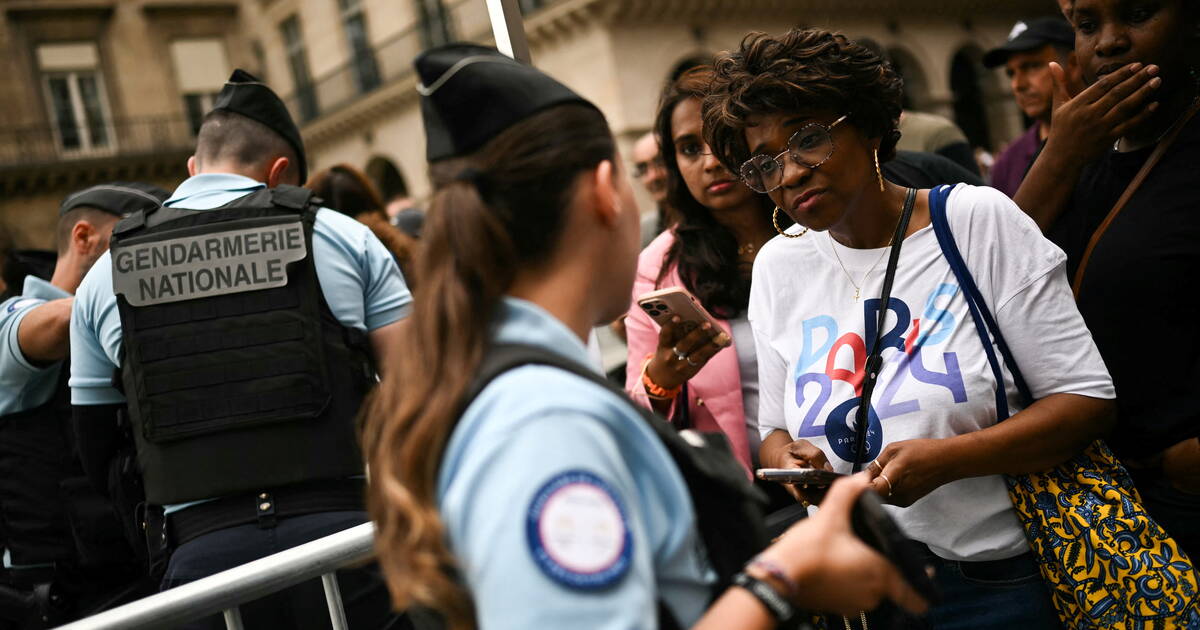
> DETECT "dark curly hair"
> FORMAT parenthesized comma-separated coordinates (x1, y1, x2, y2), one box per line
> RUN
(654, 66, 774, 320)
(702, 28, 904, 175)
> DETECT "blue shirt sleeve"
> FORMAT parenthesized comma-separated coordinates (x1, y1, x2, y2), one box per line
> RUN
(440, 409, 659, 629)
(70, 251, 126, 405)
(311, 209, 411, 331)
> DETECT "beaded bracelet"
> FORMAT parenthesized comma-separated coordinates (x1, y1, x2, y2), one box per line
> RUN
(747, 555, 799, 600)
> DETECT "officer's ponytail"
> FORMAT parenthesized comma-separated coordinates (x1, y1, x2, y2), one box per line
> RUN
(363, 104, 614, 629)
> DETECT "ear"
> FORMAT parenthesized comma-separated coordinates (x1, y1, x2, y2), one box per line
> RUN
(70, 220, 97, 254)
(187, 156, 198, 177)
(588, 160, 620, 228)
(266, 156, 292, 187)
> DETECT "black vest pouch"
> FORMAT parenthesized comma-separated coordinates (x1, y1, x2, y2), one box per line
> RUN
(110, 186, 370, 505)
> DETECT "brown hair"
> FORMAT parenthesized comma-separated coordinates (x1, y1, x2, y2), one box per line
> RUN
(702, 28, 904, 174)
(361, 104, 614, 630)
(654, 66, 772, 318)
(307, 164, 419, 285)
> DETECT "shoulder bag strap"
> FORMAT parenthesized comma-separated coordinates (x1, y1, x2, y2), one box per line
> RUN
(929, 185, 1034, 422)
(1072, 98, 1200, 298)
(851, 187, 918, 472)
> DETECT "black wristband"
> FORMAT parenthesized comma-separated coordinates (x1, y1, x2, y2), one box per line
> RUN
(733, 571, 795, 622)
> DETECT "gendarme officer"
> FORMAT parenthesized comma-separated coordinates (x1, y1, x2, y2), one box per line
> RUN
(0, 183, 167, 627)
(69, 70, 410, 629)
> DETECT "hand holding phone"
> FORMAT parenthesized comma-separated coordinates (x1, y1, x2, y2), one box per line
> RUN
(636, 287, 724, 334)
(636, 287, 730, 392)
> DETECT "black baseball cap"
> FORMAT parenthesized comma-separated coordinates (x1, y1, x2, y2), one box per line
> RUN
(415, 44, 600, 161)
(211, 69, 308, 183)
(59, 182, 170, 217)
(983, 17, 1075, 68)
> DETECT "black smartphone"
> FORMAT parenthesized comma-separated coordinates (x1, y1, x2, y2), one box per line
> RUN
(851, 490, 941, 604)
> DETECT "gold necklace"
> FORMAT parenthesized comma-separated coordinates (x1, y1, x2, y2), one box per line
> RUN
(827, 211, 904, 301)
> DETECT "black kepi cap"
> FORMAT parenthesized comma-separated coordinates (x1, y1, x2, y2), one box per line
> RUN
(984, 17, 1075, 68)
(415, 44, 599, 161)
(211, 69, 308, 183)
(59, 182, 170, 217)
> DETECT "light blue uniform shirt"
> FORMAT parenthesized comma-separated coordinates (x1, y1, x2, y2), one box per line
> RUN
(1, 277, 71, 416)
(70, 173, 412, 405)
(438, 298, 714, 629)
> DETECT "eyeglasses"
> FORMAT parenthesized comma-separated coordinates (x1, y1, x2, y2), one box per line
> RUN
(739, 115, 848, 193)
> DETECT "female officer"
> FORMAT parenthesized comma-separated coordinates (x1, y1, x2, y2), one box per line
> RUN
(626, 67, 776, 474)
(702, 28, 1116, 628)
(362, 44, 927, 630)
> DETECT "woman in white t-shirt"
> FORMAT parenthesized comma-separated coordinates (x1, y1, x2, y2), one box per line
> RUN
(702, 28, 1117, 629)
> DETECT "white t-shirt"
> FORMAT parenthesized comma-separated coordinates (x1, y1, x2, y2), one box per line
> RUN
(750, 185, 1115, 562)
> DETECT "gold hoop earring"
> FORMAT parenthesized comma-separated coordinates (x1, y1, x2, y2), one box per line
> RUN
(773, 207, 808, 238)
(874, 149, 885, 192)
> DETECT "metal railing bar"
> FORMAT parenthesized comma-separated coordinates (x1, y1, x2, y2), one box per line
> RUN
(222, 607, 243, 630)
(321, 572, 349, 630)
(54, 522, 376, 630)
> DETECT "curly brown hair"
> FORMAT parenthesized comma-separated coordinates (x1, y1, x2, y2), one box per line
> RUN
(702, 28, 904, 174)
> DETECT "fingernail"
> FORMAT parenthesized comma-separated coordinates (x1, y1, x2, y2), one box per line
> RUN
(717, 333, 730, 345)
(1130, 62, 1143, 72)
(1149, 101, 1160, 111)
(1151, 77, 1162, 88)
(1147, 65, 1159, 76)
(672, 316, 680, 323)
(702, 322, 711, 330)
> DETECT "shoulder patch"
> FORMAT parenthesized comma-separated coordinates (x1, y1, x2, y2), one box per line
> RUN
(6, 298, 41, 314)
(526, 469, 632, 590)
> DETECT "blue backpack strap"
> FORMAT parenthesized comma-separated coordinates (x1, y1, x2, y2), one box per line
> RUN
(928, 185, 1034, 422)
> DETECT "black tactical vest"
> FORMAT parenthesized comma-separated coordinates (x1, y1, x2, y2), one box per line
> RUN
(0, 364, 78, 566)
(459, 343, 770, 629)
(109, 186, 373, 506)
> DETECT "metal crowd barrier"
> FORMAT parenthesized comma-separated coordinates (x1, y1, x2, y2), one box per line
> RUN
(55, 522, 377, 630)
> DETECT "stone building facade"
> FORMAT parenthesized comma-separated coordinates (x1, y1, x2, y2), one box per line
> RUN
(1, 0, 1053, 248)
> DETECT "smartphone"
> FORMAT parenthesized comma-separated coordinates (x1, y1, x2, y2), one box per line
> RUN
(851, 490, 941, 604)
(755, 468, 845, 486)
(636, 287, 723, 335)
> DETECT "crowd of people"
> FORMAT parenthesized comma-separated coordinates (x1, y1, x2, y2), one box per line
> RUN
(0, 0, 1197, 628)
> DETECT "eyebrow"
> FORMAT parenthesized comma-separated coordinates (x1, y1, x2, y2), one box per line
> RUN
(673, 131, 701, 144)
(749, 116, 812, 155)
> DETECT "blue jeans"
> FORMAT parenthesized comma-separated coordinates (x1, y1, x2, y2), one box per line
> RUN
(836, 546, 1061, 630)
(161, 510, 407, 630)
(923, 548, 1060, 630)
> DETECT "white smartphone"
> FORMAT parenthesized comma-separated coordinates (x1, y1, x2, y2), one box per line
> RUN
(756, 468, 845, 486)
(636, 287, 723, 335)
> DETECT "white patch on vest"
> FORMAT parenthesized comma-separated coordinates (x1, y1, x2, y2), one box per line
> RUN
(678, 429, 706, 448)
(110, 218, 307, 307)
(526, 470, 631, 589)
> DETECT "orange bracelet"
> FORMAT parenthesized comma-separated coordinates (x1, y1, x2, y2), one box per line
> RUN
(640, 354, 680, 400)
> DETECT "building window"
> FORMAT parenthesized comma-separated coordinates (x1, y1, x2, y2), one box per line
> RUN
(518, 0, 549, 12)
(37, 43, 114, 154)
(416, 0, 455, 50)
(281, 15, 318, 121)
(339, 0, 380, 93)
(169, 39, 230, 135)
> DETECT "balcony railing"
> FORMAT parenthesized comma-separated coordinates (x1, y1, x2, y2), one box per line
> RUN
(0, 115, 195, 170)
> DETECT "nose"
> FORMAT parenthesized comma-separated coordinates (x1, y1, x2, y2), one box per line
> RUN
(780, 154, 813, 189)
(700, 146, 725, 173)
(1095, 22, 1131, 58)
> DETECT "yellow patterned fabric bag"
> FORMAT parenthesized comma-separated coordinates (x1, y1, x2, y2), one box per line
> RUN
(931, 185, 1200, 629)
(1006, 442, 1200, 629)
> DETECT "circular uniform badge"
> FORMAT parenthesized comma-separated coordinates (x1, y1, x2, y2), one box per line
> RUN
(526, 469, 632, 590)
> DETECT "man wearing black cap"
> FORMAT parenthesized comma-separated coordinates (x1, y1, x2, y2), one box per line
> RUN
(984, 16, 1077, 198)
(0, 182, 168, 625)
(69, 70, 408, 629)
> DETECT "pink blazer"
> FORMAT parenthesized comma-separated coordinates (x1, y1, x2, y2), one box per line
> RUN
(624, 231, 753, 475)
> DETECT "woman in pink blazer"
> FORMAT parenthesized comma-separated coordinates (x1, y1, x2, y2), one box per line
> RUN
(624, 67, 778, 475)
